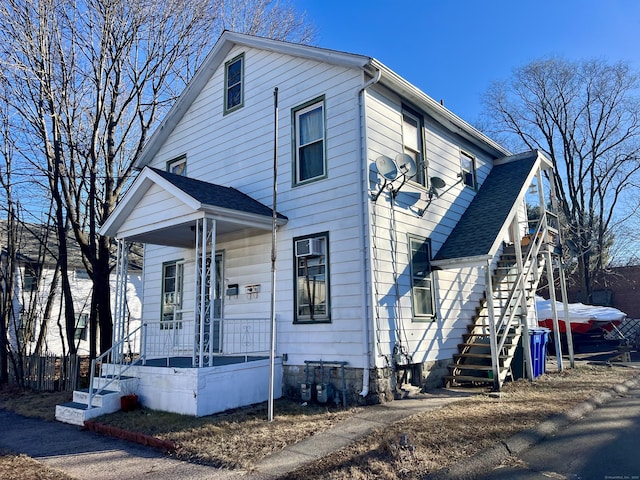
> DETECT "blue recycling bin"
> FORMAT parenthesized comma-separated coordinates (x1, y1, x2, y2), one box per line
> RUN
(530, 327, 551, 378)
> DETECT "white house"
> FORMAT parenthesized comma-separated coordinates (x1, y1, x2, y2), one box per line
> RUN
(0, 222, 142, 359)
(56, 31, 561, 424)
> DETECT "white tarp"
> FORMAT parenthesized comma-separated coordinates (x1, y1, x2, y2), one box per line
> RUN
(535, 295, 626, 324)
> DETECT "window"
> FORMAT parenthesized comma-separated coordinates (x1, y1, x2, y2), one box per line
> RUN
(161, 260, 183, 329)
(294, 233, 330, 322)
(409, 236, 435, 319)
(224, 53, 244, 113)
(460, 151, 477, 189)
(167, 155, 187, 176)
(23, 265, 39, 292)
(293, 97, 326, 185)
(402, 108, 426, 186)
(74, 313, 89, 341)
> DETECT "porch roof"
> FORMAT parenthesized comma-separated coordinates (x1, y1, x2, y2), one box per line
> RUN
(100, 167, 287, 247)
(433, 150, 541, 263)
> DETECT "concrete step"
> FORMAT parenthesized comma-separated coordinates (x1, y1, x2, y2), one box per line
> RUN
(55, 401, 114, 426)
(73, 388, 121, 410)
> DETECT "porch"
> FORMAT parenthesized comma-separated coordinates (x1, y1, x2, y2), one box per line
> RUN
(55, 168, 288, 425)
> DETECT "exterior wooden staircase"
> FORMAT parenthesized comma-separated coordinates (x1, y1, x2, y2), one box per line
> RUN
(445, 219, 551, 390)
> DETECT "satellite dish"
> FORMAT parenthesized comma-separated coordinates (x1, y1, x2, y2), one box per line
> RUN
(375, 156, 399, 181)
(395, 153, 417, 178)
(430, 177, 446, 189)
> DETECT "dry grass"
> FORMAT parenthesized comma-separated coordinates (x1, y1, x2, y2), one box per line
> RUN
(93, 399, 361, 468)
(0, 452, 72, 480)
(0, 363, 638, 479)
(279, 364, 639, 479)
(0, 386, 71, 421)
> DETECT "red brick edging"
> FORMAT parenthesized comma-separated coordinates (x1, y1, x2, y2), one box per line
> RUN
(83, 420, 177, 452)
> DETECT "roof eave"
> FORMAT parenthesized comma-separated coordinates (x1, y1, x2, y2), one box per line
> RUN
(369, 59, 510, 158)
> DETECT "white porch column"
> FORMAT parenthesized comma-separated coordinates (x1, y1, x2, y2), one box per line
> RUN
(112, 239, 130, 360)
(193, 217, 216, 367)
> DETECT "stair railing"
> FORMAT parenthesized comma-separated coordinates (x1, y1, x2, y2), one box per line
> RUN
(490, 213, 551, 387)
(87, 323, 145, 410)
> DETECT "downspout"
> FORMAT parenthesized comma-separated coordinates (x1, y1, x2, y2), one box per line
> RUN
(357, 66, 382, 397)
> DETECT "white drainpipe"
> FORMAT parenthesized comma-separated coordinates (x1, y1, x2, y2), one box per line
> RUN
(356, 66, 381, 397)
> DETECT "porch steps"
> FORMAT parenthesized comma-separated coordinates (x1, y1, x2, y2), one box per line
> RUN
(55, 375, 138, 426)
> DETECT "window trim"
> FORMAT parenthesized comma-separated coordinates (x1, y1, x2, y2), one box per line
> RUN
(293, 231, 331, 324)
(224, 53, 244, 114)
(402, 105, 427, 187)
(460, 150, 477, 190)
(408, 235, 436, 321)
(166, 155, 187, 176)
(161, 259, 184, 329)
(292, 96, 327, 186)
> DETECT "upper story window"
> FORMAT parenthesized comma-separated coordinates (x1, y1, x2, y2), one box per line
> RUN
(224, 53, 244, 114)
(402, 108, 426, 186)
(409, 235, 435, 320)
(460, 151, 477, 189)
(293, 97, 326, 185)
(167, 155, 187, 176)
(294, 232, 330, 323)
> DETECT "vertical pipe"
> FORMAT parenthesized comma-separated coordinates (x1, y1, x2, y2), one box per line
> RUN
(208, 220, 217, 366)
(268, 87, 279, 422)
(545, 249, 564, 371)
(558, 258, 575, 367)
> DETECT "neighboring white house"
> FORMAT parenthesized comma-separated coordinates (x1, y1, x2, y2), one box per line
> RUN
(58, 31, 562, 422)
(0, 222, 142, 357)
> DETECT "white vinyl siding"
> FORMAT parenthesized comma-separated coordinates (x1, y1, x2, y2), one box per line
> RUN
(147, 46, 367, 367)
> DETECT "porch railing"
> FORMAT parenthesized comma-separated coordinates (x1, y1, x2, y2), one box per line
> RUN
(142, 317, 271, 366)
(87, 324, 144, 409)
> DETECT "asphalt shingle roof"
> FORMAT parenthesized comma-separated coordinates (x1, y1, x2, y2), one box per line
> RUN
(433, 153, 538, 261)
(149, 168, 287, 221)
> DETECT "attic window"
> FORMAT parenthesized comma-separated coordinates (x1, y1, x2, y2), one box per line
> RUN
(460, 151, 477, 189)
(224, 53, 244, 114)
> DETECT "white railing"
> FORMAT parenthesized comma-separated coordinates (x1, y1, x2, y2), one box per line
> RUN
(220, 318, 270, 356)
(142, 317, 271, 365)
(88, 324, 144, 409)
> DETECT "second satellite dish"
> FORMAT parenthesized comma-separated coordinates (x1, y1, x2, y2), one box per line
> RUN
(395, 153, 417, 178)
(375, 156, 398, 181)
(430, 177, 447, 189)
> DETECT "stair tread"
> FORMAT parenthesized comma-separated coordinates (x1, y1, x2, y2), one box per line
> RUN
(77, 388, 119, 395)
(58, 401, 90, 410)
(448, 364, 493, 370)
(444, 375, 494, 383)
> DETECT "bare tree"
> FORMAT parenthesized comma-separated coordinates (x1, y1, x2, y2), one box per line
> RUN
(483, 58, 640, 301)
(0, 0, 315, 360)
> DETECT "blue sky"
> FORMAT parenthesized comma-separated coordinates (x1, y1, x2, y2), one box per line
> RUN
(295, 1, 640, 123)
